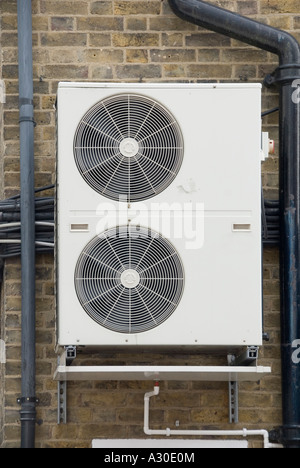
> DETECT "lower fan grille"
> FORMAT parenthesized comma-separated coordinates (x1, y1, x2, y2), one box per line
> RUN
(74, 226, 185, 334)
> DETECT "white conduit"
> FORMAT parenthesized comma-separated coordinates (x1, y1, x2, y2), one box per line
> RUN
(144, 384, 282, 449)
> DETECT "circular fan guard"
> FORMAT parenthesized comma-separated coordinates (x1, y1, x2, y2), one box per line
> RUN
(74, 94, 184, 202)
(74, 226, 185, 334)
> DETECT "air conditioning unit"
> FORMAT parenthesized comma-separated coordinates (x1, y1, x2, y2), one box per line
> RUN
(56, 82, 263, 349)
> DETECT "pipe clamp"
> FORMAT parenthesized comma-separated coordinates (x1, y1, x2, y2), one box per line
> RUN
(17, 396, 39, 405)
(264, 64, 300, 86)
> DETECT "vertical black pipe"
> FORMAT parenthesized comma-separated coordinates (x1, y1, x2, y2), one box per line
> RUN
(279, 82, 300, 448)
(168, 0, 300, 448)
(17, 0, 36, 448)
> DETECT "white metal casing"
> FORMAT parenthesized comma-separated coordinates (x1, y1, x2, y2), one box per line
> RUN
(56, 82, 262, 349)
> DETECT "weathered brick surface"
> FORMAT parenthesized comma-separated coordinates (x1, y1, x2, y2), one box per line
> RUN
(0, 0, 294, 448)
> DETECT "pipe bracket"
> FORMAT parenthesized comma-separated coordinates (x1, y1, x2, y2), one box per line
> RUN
(270, 425, 300, 448)
(264, 64, 300, 87)
(17, 396, 39, 405)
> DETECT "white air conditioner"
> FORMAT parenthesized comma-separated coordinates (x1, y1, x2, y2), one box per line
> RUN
(56, 82, 262, 349)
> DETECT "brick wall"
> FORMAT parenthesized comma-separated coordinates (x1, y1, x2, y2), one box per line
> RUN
(0, 0, 295, 448)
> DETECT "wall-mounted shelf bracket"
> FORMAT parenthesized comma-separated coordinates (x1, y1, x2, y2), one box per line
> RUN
(229, 380, 239, 424)
(226, 346, 260, 423)
(54, 349, 271, 425)
(228, 346, 259, 367)
(57, 347, 77, 424)
(57, 379, 67, 424)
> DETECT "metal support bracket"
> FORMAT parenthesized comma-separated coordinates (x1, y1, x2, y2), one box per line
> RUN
(229, 346, 259, 367)
(58, 380, 67, 425)
(229, 381, 239, 424)
(55, 347, 269, 426)
(65, 345, 77, 366)
(227, 347, 259, 424)
(57, 346, 77, 424)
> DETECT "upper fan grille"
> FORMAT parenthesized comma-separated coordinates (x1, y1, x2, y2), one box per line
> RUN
(74, 226, 185, 334)
(74, 93, 184, 202)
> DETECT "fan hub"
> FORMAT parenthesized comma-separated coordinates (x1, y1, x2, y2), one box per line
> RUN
(119, 138, 139, 158)
(120, 269, 140, 289)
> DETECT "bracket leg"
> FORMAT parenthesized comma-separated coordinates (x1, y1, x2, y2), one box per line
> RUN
(229, 381, 239, 424)
(56, 346, 76, 425)
(58, 380, 67, 424)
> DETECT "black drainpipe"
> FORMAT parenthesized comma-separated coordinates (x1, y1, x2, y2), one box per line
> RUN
(17, 0, 37, 448)
(168, 0, 300, 448)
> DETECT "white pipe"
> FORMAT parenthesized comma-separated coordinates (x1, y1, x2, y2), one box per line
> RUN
(35, 241, 55, 247)
(0, 222, 54, 229)
(0, 239, 22, 243)
(0, 239, 54, 247)
(35, 222, 55, 227)
(144, 384, 282, 449)
(144, 382, 160, 435)
(0, 222, 21, 229)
